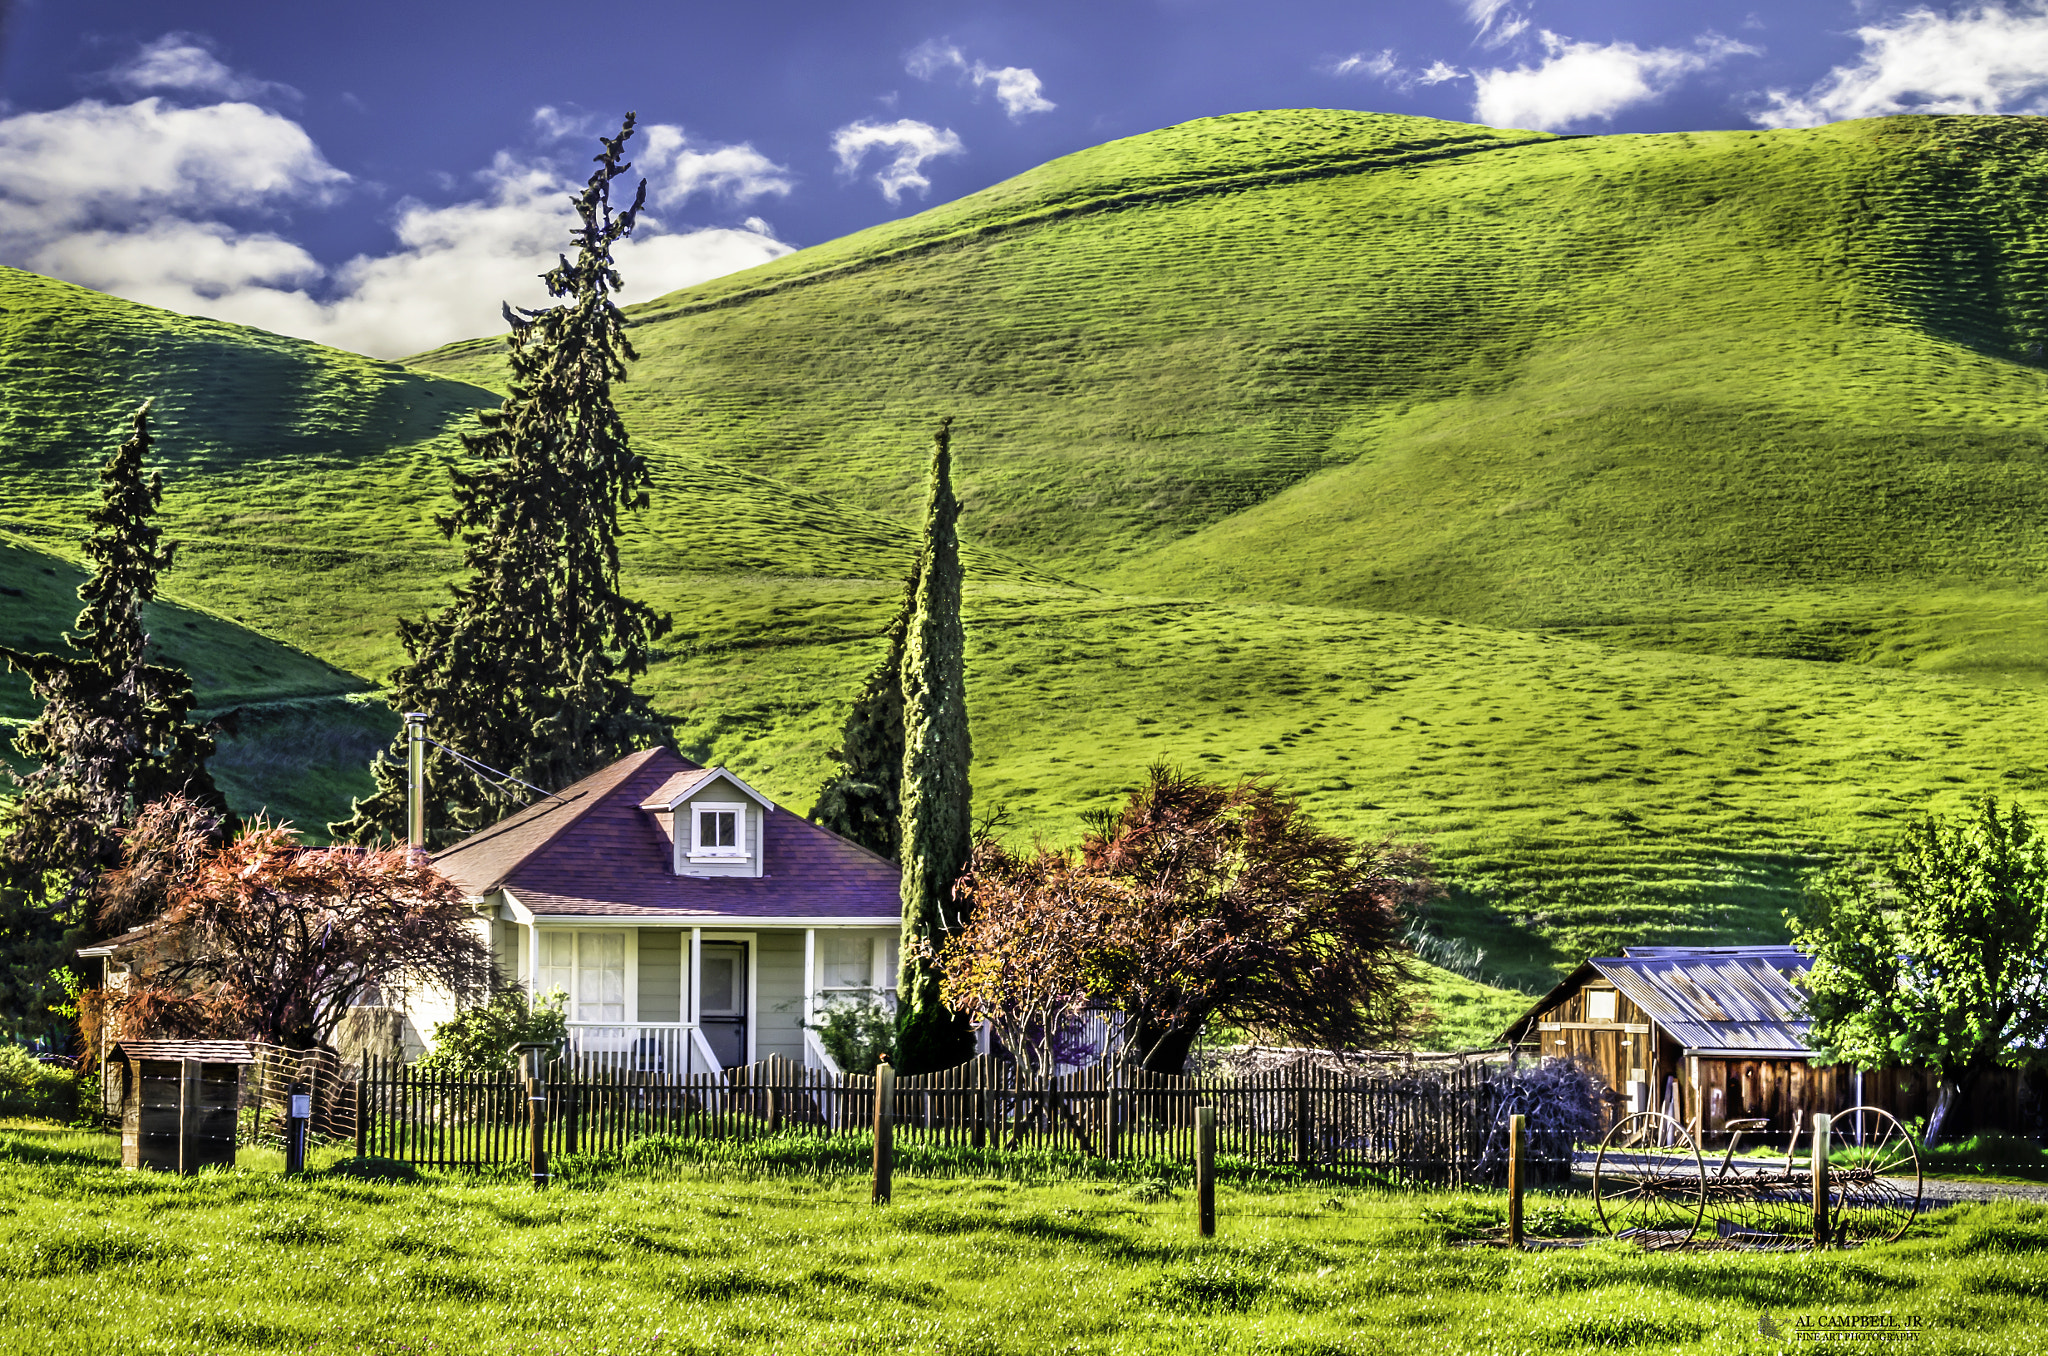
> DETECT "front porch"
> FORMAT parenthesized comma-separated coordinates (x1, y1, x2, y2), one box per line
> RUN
(499, 922, 900, 1076)
(562, 1020, 846, 1076)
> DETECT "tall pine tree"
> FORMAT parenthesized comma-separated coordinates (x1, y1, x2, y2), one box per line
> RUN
(895, 417, 977, 1073)
(335, 115, 672, 847)
(809, 554, 923, 862)
(0, 400, 225, 1036)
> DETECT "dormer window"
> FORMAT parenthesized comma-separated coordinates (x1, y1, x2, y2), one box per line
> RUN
(690, 803, 747, 859)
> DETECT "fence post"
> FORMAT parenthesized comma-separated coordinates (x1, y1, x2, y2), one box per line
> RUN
(353, 1074, 368, 1159)
(767, 1084, 782, 1135)
(285, 1082, 310, 1176)
(528, 1076, 548, 1190)
(1507, 1113, 1526, 1249)
(1195, 1105, 1216, 1238)
(1811, 1112, 1832, 1250)
(872, 1057, 895, 1206)
(1293, 1085, 1310, 1171)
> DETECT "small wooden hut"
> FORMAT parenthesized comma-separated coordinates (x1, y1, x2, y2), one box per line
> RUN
(107, 1040, 253, 1172)
(1497, 945, 1933, 1142)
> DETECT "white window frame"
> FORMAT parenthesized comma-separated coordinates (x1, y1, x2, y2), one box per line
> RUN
(531, 927, 639, 1026)
(1586, 989, 1618, 1022)
(688, 802, 748, 861)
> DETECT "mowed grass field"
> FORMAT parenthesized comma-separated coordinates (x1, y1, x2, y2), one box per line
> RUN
(0, 1122, 2043, 1356)
(8, 111, 2048, 993)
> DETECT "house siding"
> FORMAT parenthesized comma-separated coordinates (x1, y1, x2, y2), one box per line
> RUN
(756, 930, 804, 1062)
(637, 929, 682, 1023)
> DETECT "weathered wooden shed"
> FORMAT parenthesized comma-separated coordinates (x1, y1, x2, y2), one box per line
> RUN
(107, 1040, 252, 1172)
(1498, 945, 1933, 1142)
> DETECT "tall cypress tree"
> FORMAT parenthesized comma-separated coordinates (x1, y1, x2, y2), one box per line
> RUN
(0, 400, 225, 1035)
(810, 554, 923, 862)
(895, 417, 977, 1073)
(335, 115, 672, 847)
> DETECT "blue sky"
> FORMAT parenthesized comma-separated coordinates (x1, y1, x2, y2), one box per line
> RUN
(3, 0, 2046, 357)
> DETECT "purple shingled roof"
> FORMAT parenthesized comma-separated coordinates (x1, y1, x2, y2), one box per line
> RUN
(434, 747, 901, 922)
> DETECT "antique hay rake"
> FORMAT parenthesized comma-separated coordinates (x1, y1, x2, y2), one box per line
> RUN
(1590, 1106, 1922, 1248)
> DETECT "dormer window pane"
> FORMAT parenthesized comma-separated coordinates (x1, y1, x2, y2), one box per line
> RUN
(689, 804, 747, 858)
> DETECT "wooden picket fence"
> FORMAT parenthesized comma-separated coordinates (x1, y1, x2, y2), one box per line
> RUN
(353, 1050, 1550, 1184)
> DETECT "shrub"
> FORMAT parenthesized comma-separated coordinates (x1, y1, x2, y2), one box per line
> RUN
(413, 988, 567, 1079)
(0, 1046, 74, 1118)
(807, 1000, 896, 1075)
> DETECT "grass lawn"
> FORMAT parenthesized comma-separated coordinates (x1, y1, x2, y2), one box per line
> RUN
(1, 1123, 2042, 1355)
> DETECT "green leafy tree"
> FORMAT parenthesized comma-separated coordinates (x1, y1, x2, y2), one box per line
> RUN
(1789, 797, 2048, 1144)
(895, 417, 977, 1073)
(810, 555, 923, 861)
(0, 401, 225, 1038)
(335, 115, 671, 847)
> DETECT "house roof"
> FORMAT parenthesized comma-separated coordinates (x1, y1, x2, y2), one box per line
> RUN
(435, 747, 901, 922)
(1499, 945, 1814, 1058)
(638, 765, 773, 812)
(78, 925, 160, 959)
(108, 1039, 255, 1065)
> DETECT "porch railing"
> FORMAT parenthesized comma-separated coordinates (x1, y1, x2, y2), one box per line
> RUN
(563, 1023, 722, 1079)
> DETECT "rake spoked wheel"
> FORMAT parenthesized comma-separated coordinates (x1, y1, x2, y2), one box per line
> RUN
(1592, 1112, 1706, 1247)
(1827, 1105, 1922, 1245)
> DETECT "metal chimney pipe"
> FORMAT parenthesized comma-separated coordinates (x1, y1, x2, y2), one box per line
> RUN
(404, 712, 427, 849)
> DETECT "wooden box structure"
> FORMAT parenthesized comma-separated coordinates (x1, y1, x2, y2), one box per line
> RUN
(1499, 946, 1881, 1142)
(108, 1040, 252, 1172)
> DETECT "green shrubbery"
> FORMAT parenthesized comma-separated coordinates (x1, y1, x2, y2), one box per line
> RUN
(0, 1047, 72, 1119)
(806, 1000, 896, 1074)
(413, 988, 567, 1079)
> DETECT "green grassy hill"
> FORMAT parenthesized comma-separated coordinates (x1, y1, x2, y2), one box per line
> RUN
(9, 110, 2048, 992)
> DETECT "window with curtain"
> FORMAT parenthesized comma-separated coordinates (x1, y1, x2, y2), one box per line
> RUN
(533, 931, 628, 1024)
(537, 932, 574, 1002)
(577, 932, 626, 1024)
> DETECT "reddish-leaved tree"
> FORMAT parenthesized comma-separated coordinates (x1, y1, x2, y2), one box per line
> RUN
(939, 844, 1132, 1078)
(101, 797, 494, 1047)
(946, 766, 1429, 1075)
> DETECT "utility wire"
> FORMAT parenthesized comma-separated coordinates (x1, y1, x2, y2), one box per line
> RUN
(422, 735, 570, 807)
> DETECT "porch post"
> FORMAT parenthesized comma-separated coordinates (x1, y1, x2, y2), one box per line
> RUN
(803, 928, 817, 1028)
(688, 928, 703, 1021)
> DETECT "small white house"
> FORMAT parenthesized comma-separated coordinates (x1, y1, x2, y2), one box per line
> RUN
(411, 747, 901, 1075)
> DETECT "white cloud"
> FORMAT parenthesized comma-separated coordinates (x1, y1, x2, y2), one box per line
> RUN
(1465, 0, 1531, 48)
(979, 66, 1055, 119)
(0, 74, 793, 358)
(1473, 31, 1758, 129)
(1753, 4, 2048, 127)
(0, 96, 347, 238)
(1331, 49, 1470, 92)
(906, 40, 968, 81)
(905, 40, 1056, 119)
(831, 118, 965, 202)
(1333, 49, 1402, 80)
(637, 123, 794, 206)
(108, 33, 296, 103)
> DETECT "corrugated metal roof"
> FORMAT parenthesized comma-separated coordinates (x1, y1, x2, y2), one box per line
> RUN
(1594, 948, 1813, 1056)
(108, 1040, 256, 1064)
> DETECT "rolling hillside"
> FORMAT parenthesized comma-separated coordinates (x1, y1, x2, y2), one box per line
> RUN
(7, 110, 2048, 991)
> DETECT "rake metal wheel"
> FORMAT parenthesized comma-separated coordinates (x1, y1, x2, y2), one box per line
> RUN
(1828, 1105, 1922, 1245)
(1593, 1112, 1706, 1247)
